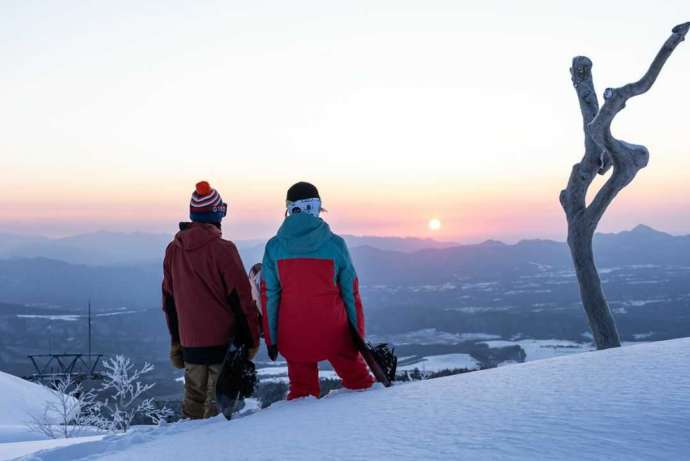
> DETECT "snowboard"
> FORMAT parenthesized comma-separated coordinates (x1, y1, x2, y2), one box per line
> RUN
(215, 343, 257, 420)
(350, 325, 397, 387)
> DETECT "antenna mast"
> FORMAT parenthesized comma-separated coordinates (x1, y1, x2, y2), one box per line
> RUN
(88, 299, 92, 359)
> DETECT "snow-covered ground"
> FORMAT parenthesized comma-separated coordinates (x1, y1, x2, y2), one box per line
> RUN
(0, 436, 103, 461)
(0, 371, 66, 443)
(0, 371, 106, 460)
(15, 338, 690, 461)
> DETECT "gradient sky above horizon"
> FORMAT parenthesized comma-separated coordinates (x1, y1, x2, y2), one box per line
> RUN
(1, 1, 689, 243)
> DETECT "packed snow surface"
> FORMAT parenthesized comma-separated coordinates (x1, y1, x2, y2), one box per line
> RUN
(18, 338, 690, 460)
(0, 436, 103, 461)
(0, 370, 97, 460)
(0, 371, 69, 443)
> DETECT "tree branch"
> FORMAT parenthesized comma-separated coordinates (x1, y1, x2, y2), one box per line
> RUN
(586, 140, 649, 226)
(626, 22, 690, 98)
(589, 22, 689, 149)
(560, 56, 606, 220)
(585, 22, 687, 224)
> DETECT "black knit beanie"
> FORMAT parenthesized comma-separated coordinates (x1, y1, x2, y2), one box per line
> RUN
(286, 182, 320, 202)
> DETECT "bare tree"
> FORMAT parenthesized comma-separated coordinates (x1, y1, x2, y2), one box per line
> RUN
(97, 355, 172, 433)
(26, 375, 101, 439)
(27, 356, 172, 437)
(561, 22, 689, 349)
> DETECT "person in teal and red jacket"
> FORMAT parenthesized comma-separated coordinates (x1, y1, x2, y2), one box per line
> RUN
(261, 182, 374, 399)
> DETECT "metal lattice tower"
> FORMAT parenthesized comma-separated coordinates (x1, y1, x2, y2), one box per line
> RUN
(24, 301, 104, 384)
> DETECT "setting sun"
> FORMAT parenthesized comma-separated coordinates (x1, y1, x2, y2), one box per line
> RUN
(429, 218, 442, 231)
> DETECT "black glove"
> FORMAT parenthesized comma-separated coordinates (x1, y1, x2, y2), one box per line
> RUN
(268, 344, 278, 361)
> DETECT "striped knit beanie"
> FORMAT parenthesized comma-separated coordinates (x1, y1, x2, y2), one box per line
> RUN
(190, 181, 227, 224)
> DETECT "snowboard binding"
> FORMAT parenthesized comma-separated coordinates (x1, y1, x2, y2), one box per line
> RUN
(350, 325, 398, 387)
(369, 342, 397, 383)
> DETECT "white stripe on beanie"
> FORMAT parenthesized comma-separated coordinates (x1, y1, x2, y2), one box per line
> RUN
(191, 190, 222, 208)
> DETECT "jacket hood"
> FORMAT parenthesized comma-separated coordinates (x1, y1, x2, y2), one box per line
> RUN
(174, 222, 221, 251)
(276, 213, 332, 253)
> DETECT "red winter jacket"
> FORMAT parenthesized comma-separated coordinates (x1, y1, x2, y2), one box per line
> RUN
(261, 214, 366, 362)
(162, 223, 259, 359)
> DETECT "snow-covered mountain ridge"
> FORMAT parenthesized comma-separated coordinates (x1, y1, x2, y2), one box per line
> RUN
(18, 337, 690, 461)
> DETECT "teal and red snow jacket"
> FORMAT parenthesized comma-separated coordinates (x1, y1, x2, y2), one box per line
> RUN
(261, 213, 365, 362)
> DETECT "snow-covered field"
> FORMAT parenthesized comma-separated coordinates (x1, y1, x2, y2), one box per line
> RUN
(258, 351, 481, 382)
(398, 353, 479, 373)
(0, 371, 103, 460)
(370, 328, 500, 345)
(482, 339, 594, 362)
(256, 366, 339, 383)
(0, 371, 106, 460)
(0, 371, 65, 443)
(13, 338, 690, 461)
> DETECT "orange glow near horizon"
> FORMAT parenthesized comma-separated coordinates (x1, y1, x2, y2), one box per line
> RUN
(3, 169, 690, 242)
(1, 2, 689, 241)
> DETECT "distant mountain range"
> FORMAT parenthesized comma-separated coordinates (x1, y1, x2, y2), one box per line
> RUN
(0, 231, 172, 266)
(0, 230, 460, 267)
(352, 225, 690, 284)
(4, 224, 687, 268)
(0, 225, 688, 310)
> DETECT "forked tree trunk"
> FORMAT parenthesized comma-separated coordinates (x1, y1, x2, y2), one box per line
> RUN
(561, 22, 689, 350)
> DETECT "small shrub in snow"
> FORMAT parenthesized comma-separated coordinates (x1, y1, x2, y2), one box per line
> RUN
(27, 356, 173, 437)
(26, 375, 101, 439)
(96, 355, 173, 433)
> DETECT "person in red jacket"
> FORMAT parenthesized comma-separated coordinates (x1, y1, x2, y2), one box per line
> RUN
(261, 182, 374, 399)
(162, 181, 260, 419)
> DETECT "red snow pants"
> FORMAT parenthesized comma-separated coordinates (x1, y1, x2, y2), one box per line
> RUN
(286, 341, 374, 400)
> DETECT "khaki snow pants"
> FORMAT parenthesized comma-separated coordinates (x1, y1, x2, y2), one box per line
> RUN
(183, 363, 222, 419)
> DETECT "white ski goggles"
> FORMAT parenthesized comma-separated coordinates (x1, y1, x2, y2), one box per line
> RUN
(286, 198, 322, 217)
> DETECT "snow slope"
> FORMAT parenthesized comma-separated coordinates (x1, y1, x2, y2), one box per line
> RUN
(0, 436, 103, 461)
(0, 372, 106, 459)
(0, 371, 67, 442)
(19, 338, 690, 461)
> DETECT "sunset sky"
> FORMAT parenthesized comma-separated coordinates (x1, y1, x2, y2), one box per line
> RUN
(1, 1, 689, 242)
